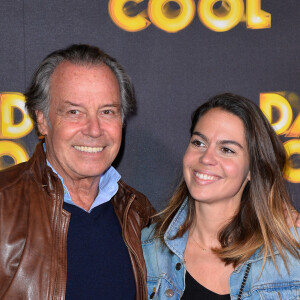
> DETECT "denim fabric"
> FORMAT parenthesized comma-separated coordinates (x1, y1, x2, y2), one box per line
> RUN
(142, 199, 300, 299)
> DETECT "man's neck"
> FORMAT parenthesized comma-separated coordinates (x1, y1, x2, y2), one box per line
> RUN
(64, 177, 100, 211)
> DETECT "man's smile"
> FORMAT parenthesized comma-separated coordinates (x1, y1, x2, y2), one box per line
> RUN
(73, 145, 104, 153)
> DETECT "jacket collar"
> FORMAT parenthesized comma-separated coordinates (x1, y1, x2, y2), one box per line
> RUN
(28, 139, 52, 182)
(163, 198, 284, 269)
(164, 198, 189, 260)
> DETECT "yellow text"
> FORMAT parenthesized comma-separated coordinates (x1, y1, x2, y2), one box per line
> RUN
(109, 0, 271, 33)
(260, 92, 300, 183)
(0, 93, 33, 169)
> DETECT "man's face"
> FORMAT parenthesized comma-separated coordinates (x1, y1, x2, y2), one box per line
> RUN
(36, 61, 122, 183)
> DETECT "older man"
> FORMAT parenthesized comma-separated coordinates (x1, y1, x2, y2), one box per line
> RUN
(0, 44, 154, 299)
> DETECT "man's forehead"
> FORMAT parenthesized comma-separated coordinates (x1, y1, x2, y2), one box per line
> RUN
(49, 61, 120, 96)
(59, 100, 121, 108)
(46, 61, 121, 113)
(50, 60, 114, 80)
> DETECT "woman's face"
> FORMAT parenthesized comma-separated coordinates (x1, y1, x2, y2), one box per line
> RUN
(183, 108, 250, 206)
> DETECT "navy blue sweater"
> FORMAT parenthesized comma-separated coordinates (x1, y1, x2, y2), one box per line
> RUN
(63, 201, 136, 300)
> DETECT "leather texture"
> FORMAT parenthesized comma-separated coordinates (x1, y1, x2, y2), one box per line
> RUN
(0, 141, 155, 300)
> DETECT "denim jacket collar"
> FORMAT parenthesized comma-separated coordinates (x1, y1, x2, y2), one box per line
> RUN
(163, 198, 284, 270)
(164, 198, 189, 260)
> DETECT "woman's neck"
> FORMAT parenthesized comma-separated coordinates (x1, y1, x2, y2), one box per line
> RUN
(190, 200, 238, 249)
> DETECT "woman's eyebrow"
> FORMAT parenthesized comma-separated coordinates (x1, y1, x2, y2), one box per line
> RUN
(192, 131, 244, 149)
(218, 140, 244, 149)
(192, 131, 208, 142)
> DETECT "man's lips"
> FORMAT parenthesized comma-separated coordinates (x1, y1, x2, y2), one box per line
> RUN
(194, 171, 220, 181)
(73, 145, 104, 153)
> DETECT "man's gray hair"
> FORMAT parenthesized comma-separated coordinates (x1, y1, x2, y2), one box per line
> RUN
(25, 44, 135, 132)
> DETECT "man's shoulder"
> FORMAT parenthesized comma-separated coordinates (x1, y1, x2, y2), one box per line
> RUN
(0, 161, 30, 191)
(117, 179, 155, 211)
(113, 179, 156, 224)
(0, 141, 46, 191)
(118, 179, 148, 202)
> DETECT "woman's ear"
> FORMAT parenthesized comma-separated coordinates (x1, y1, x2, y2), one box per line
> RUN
(247, 171, 251, 181)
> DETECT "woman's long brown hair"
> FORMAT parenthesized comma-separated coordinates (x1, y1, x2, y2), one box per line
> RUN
(154, 93, 300, 270)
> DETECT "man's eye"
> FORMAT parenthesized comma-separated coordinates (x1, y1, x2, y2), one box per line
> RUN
(103, 110, 113, 114)
(68, 110, 80, 115)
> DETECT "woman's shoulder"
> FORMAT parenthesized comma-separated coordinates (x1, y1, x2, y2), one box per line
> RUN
(251, 227, 300, 265)
(233, 227, 300, 282)
(230, 230, 300, 299)
(141, 223, 157, 244)
(141, 223, 168, 255)
(293, 227, 300, 241)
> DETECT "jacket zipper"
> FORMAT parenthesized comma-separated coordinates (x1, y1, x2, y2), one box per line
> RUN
(52, 177, 70, 299)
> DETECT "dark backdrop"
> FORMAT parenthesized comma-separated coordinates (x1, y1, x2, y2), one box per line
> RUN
(0, 0, 299, 210)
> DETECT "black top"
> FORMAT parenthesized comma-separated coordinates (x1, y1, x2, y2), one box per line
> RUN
(63, 201, 136, 300)
(181, 271, 231, 300)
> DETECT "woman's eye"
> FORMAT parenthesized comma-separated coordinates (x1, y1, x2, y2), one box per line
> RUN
(191, 140, 205, 147)
(221, 147, 235, 154)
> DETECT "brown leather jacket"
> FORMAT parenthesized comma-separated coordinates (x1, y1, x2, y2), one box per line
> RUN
(0, 141, 155, 300)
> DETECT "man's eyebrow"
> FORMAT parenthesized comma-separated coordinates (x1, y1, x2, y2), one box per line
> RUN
(102, 103, 121, 108)
(62, 102, 121, 108)
(192, 131, 244, 149)
(63, 101, 80, 107)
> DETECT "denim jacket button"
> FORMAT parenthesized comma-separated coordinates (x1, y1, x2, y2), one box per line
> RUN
(165, 289, 174, 297)
(175, 262, 182, 270)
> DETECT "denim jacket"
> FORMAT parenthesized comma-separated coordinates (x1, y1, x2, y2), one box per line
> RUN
(142, 199, 300, 299)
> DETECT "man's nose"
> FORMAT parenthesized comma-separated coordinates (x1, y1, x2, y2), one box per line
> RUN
(83, 115, 104, 137)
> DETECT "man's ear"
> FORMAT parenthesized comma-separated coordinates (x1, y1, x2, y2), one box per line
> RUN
(35, 110, 49, 136)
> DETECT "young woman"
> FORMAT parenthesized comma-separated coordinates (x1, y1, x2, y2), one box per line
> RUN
(142, 93, 300, 300)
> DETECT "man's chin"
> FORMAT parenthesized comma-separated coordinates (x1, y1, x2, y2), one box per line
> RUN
(72, 166, 110, 179)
